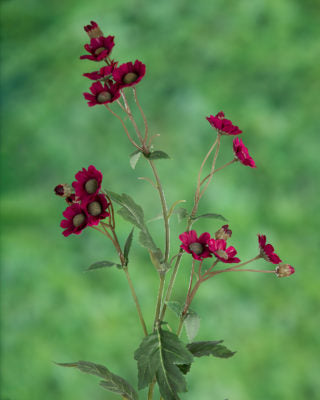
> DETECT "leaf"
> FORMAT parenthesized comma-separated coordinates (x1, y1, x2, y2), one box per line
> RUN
(130, 150, 142, 169)
(56, 361, 138, 400)
(184, 310, 200, 342)
(134, 327, 193, 400)
(124, 228, 134, 264)
(192, 213, 227, 223)
(167, 200, 187, 220)
(174, 207, 189, 223)
(166, 301, 183, 317)
(187, 341, 236, 358)
(87, 261, 122, 271)
(147, 150, 170, 160)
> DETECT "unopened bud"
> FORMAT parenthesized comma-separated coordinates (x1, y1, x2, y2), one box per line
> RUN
(54, 184, 73, 198)
(215, 224, 232, 240)
(84, 21, 103, 39)
(275, 263, 295, 278)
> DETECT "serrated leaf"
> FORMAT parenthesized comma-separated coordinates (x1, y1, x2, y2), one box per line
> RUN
(56, 361, 138, 400)
(187, 341, 236, 358)
(166, 301, 183, 317)
(87, 261, 122, 271)
(177, 363, 191, 375)
(130, 150, 142, 169)
(124, 228, 134, 263)
(174, 207, 189, 223)
(147, 150, 170, 160)
(192, 213, 227, 223)
(184, 310, 200, 342)
(134, 327, 193, 400)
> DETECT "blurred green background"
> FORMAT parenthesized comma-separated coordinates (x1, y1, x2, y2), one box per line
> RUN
(1, 0, 320, 399)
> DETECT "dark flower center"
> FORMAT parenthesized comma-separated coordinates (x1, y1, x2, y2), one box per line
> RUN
(94, 47, 105, 56)
(72, 213, 85, 227)
(189, 242, 204, 255)
(215, 249, 228, 259)
(123, 72, 138, 84)
(88, 201, 102, 216)
(84, 178, 98, 194)
(97, 91, 112, 103)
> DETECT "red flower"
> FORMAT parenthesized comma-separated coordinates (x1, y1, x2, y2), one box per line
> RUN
(80, 36, 115, 61)
(84, 21, 104, 39)
(113, 60, 146, 88)
(83, 64, 117, 80)
(83, 81, 120, 106)
(258, 234, 282, 264)
(275, 263, 295, 278)
(72, 165, 103, 200)
(215, 224, 232, 240)
(233, 138, 256, 168)
(60, 203, 88, 237)
(83, 194, 110, 226)
(54, 183, 73, 198)
(206, 111, 242, 135)
(179, 230, 212, 261)
(208, 239, 240, 263)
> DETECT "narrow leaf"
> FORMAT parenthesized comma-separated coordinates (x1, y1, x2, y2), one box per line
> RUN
(167, 200, 186, 219)
(124, 228, 134, 263)
(130, 150, 142, 169)
(147, 150, 170, 160)
(134, 327, 193, 400)
(192, 213, 227, 222)
(184, 310, 200, 342)
(87, 261, 122, 271)
(166, 301, 183, 317)
(56, 361, 138, 400)
(187, 341, 236, 358)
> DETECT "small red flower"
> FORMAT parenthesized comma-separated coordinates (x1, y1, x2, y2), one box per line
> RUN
(208, 239, 240, 263)
(65, 194, 78, 205)
(206, 111, 242, 135)
(179, 230, 212, 260)
(84, 21, 104, 39)
(54, 183, 73, 198)
(72, 165, 103, 200)
(233, 138, 256, 168)
(60, 203, 88, 237)
(83, 64, 117, 81)
(258, 234, 282, 264)
(83, 194, 110, 226)
(275, 263, 295, 278)
(112, 60, 146, 88)
(80, 36, 115, 62)
(83, 81, 120, 106)
(215, 224, 232, 240)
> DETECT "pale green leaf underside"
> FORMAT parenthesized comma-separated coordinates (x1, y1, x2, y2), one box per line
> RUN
(87, 261, 122, 271)
(192, 213, 227, 222)
(184, 310, 200, 342)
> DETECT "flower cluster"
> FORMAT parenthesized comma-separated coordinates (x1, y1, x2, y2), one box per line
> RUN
(55, 165, 110, 236)
(81, 21, 146, 107)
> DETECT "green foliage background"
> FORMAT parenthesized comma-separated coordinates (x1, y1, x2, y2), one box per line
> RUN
(1, 0, 319, 399)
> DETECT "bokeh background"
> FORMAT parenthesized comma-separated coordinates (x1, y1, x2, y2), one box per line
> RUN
(1, 0, 320, 399)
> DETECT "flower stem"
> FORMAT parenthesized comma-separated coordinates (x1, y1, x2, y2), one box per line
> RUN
(153, 271, 166, 329)
(200, 159, 237, 186)
(199, 134, 221, 200)
(120, 90, 145, 145)
(133, 87, 149, 146)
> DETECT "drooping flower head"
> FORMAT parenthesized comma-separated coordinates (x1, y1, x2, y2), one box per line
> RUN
(80, 36, 115, 61)
(275, 263, 295, 278)
(83, 64, 117, 81)
(233, 137, 256, 168)
(258, 234, 282, 264)
(215, 224, 232, 241)
(206, 111, 242, 136)
(179, 230, 212, 261)
(113, 60, 146, 88)
(60, 203, 88, 237)
(84, 21, 104, 39)
(83, 81, 120, 107)
(83, 194, 110, 226)
(208, 239, 240, 263)
(72, 165, 103, 200)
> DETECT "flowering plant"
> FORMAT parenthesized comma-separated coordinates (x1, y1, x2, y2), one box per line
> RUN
(55, 21, 294, 400)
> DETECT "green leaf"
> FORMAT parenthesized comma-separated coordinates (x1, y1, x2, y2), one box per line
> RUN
(147, 150, 170, 160)
(130, 150, 142, 169)
(166, 301, 183, 317)
(124, 228, 134, 264)
(138, 230, 159, 253)
(134, 327, 193, 400)
(184, 310, 200, 342)
(174, 207, 189, 223)
(56, 361, 138, 400)
(187, 341, 236, 358)
(87, 261, 122, 271)
(192, 213, 227, 223)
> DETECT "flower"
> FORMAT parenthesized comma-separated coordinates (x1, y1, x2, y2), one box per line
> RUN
(208, 239, 240, 263)
(275, 263, 295, 278)
(72, 165, 103, 200)
(54, 183, 73, 198)
(80, 36, 115, 61)
(83, 81, 120, 106)
(84, 21, 104, 39)
(65, 194, 77, 205)
(258, 234, 282, 264)
(112, 60, 146, 88)
(206, 111, 242, 135)
(83, 194, 110, 226)
(233, 137, 256, 168)
(60, 203, 88, 237)
(83, 64, 117, 80)
(179, 230, 212, 260)
(215, 224, 232, 240)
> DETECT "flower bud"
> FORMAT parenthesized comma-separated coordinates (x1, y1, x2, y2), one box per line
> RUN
(54, 184, 73, 198)
(275, 263, 295, 278)
(84, 21, 103, 39)
(215, 224, 232, 240)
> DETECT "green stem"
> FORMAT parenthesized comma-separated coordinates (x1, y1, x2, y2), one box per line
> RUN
(200, 158, 237, 186)
(153, 271, 166, 329)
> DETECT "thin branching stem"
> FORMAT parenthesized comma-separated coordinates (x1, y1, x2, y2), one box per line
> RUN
(200, 159, 237, 186)
(133, 87, 149, 146)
